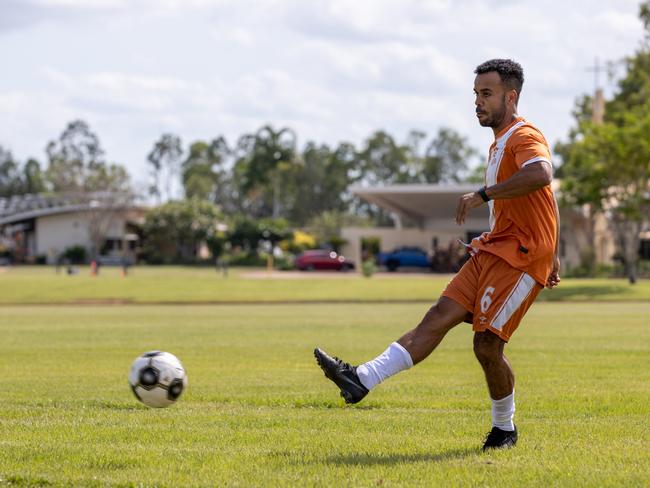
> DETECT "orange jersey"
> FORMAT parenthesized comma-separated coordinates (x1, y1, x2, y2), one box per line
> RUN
(471, 117, 557, 286)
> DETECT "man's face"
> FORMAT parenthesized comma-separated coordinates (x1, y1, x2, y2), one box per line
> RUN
(473, 71, 509, 128)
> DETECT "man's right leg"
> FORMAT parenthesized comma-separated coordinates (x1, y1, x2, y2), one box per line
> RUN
(314, 296, 469, 403)
(396, 296, 471, 364)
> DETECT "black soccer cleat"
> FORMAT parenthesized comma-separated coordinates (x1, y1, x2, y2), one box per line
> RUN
(482, 425, 518, 451)
(314, 348, 369, 404)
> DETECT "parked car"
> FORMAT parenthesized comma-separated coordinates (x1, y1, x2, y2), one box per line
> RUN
(376, 246, 431, 271)
(295, 250, 355, 271)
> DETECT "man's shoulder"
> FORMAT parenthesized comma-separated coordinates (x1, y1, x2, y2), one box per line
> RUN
(509, 120, 549, 146)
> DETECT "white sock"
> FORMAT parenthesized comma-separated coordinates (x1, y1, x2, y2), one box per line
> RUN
(356, 342, 413, 390)
(491, 391, 515, 431)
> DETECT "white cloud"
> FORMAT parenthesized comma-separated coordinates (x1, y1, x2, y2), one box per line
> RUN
(0, 0, 646, 186)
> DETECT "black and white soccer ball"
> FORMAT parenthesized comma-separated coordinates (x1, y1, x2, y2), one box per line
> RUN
(129, 351, 188, 408)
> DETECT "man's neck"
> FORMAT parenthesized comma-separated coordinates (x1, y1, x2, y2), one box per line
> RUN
(492, 113, 520, 138)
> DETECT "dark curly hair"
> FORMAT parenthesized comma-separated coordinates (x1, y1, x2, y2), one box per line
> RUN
(475, 59, 524, 100)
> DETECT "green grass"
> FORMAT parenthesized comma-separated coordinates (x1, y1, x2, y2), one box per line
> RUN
(1, 265, 650, 304)
(1, 302, 649, 486)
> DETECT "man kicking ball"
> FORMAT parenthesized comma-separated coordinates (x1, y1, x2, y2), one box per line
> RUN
(314, 58, 561, 451)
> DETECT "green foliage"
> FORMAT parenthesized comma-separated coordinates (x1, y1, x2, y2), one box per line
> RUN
(62, 245, 87, 264)
(141, 199, 224, 264)
(182, 138, 229, 201)
(23, 158, 46, 194)
(361, 259, 377, 278)
(0, 149, 46, 197)
(464, 163, 487, 184)
(355, 127, 477, 186)
(227, 252, 266, 267)
(287, 142, 355, 225)
(306, 210, 369, 250)
(556, 17, 650, 283)
(357, 130, 411, 185)
(231, 125, 298, 219)
(0, 146, 22, 197)
(147, 133, 183, 203)
(45, 120, 131, 195)
(642, 1, 650, 35)
(421, 127, 477, 183)
(222, 215, 291, 264)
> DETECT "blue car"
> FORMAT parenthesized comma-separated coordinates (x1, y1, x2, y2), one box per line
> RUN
(376, 246, 432, 272)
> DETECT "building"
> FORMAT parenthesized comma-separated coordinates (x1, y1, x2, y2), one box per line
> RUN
(0, 193, 146, 264)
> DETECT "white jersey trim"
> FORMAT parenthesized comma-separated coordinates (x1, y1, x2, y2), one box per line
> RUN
(490, 273, 536, 331)
(485, 120, 526, 231)
(522, 156, 552, 168)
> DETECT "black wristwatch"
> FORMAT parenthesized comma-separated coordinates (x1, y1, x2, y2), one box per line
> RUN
(478, 186, 491, 202)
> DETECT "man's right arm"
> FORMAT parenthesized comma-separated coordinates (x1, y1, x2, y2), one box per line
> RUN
(455, 161, 551, 225)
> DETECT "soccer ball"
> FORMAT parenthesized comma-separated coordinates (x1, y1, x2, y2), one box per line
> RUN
(129, 351, 188, 408)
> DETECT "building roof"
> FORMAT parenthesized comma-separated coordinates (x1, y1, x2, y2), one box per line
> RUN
(350, 184, 490, 224)
(0, 192, 144, 226)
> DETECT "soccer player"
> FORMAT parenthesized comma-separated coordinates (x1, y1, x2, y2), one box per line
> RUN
(314, 59, 561, 451)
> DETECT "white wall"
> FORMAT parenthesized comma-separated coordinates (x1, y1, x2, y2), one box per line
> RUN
(36, 212, 92, 260)
(35, 210, 135, 262)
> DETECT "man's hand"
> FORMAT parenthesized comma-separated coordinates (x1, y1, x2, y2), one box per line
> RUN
(546, 254, 561, 289)
(455, 191, 485, 225)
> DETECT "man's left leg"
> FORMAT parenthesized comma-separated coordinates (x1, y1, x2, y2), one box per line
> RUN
(474, 330, 518, 450)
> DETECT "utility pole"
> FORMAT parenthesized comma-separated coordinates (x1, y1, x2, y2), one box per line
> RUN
(586, 57, 607, 124)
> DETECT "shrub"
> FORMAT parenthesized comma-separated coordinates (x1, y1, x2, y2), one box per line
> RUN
(361, 259, 377, 278)
(62, 245, 87, 264)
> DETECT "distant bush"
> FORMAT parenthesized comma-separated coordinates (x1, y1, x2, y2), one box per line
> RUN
(273, 255, 294, 271)
(229, 252, 266, 267)
(361, 259, 377, 278)
(62, 245, 86, 264)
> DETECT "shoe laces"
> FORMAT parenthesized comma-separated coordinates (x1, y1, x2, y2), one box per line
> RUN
(333, 355, 354, 371)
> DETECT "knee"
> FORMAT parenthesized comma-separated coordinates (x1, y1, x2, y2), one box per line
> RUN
(473, 332, 502, 365)
(419, 300, 461, 331)
(416, 305, 441, 331)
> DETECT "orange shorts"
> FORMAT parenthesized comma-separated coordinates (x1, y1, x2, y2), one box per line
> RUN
(442, 252, 542, 342)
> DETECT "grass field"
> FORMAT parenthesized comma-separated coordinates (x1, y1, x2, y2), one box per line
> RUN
(1, 265, 650, 303)
(1, 268, 649, 486)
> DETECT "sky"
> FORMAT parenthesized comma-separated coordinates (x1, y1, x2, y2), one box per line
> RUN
(0, 0, 646, 193)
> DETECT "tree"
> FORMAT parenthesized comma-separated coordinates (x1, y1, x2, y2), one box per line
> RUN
(354, 128, 477, 186)
(557, 9, 650, 283)
(44, 120, 134, 259)
(641, 0, 650, 37)
(141, 198, 224, 264)
(182, 137, 229, 201)
(45, 120, 130, 194)
(0, 147, 22, 197)
(45, 120, 102, 192)
(288, 142, 355, 226)
(147, 133, 183, 203)
(356, 130, 411, 185)
(232, 125, 297, 219)
(23, 159, 46, 194)
(420, 127, 477, 183)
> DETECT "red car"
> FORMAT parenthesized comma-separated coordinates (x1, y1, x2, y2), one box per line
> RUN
(295, 250, 355, 271)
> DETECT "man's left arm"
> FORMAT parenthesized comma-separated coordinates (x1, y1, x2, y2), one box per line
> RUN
(455, 161, 551, 225)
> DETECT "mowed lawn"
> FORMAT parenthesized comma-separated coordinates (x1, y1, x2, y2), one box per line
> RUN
(1, 265, 650, 303)
(1, 300, 649, 486)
